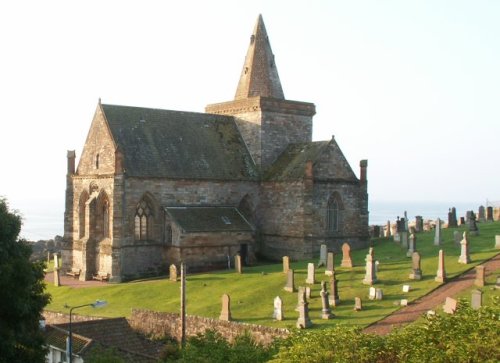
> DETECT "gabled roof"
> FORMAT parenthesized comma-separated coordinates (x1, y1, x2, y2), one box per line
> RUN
(45, 325, 91, 355)
(101, 104, 258, 180)
(234, 14, 285, 100)
(165, 206, 253, 233)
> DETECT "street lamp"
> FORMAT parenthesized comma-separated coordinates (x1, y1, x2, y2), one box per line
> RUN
(65, 300, 107, 363)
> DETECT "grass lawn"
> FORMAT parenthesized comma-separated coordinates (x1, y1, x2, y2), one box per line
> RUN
(45, 222, 500, 330)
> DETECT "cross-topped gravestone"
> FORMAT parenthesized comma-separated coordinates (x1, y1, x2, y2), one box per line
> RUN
(329, 271, 340, 306)
(273, 296, 284, 321)
(320, 281, 334, 319)
(318, 244, 327, 267)
(325, 252, 335, 276)
(458, 232, 471, 264)
(434, 218, 442, 246)
(362, 248, 377, 285)
(341, 243, 353, 268)
(284, 269, 296, 292)
(409, 251, 422, 280)
(435, 249, 446, 283)
(474, 265, 485, 287)
(296, 289, 312, 329)
(219, 294, 232, 321)
(282, 256, 290, 273)
(305, 263, 316, 284)
(169, 264, 178, 282)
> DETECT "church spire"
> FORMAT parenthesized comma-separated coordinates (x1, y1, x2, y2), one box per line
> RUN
(234, 14, 285, 100)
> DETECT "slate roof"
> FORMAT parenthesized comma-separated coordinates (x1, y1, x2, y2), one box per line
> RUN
(263, 141, 329, 181)
(102, 104, 259, 180)
(165, 206, 253, 233)
(45, 325, 91, 355)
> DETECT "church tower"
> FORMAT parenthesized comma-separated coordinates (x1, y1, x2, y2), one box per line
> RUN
(206, 15, 316, 170)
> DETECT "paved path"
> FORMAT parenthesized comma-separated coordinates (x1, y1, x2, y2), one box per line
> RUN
(45, 271, 109, 288)
(363, 253, 500, 335)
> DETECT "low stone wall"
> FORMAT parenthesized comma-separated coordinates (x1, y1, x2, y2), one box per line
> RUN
(129, 309, 289, 346)
(43, 310, 105, 325)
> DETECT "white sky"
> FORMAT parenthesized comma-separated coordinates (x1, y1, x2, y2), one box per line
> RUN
(1, 1, 499, 240)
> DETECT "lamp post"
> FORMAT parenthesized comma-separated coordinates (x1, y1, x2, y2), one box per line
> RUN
(65, 300, 107, 363)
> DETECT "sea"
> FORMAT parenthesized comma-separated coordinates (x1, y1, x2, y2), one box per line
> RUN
(15, 199, 488, 242)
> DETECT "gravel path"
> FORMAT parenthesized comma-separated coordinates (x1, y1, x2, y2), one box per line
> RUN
(363, 253, 500, 335)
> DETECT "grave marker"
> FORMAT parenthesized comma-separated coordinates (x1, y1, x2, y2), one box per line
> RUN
(318, 244, 327, 267)
(282, 256, 290, 273)
(305, 263, 316, 284)
(407, 230, 416, 257)
(471, 289, 482, 310)
(486, 206, 494, 222)
(362, 248, 377, 285)
(169, 264, 178, 282)
(458, 232, 471, 264)
(219, 294, 232, 321)
(329, 271, 340, 306)
(53, 255, 60, 287)
(478, 205, 486, 222)
(273, 296, 284, 321)
(320, 281, 334, 319)
(325, 252, 334, 276)
(435, 249, 446, 283)
(443, 297, 457, 314)
(495, 235, 500, 249)
(284, 269, 296, 292)
(474, 265, 485, 287)
(354, 297, 363, 311)
(235, 254, 242, 274)
(409, 251, 422, 280)
(434, 218, 442, 246)
(453, 230, 462, 245)
(296, 289, 312, 329)
(341, 243, 353, 268)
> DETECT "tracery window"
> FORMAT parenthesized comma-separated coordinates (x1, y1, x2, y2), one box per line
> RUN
(327, 194, 342, 233)
(135, 199, 153, 240)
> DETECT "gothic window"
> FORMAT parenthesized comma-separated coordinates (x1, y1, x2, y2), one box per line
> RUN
(327, 194, 342, 233)
(135, 199, 153, 241)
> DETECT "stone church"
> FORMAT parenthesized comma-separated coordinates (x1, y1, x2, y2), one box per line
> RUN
(62, 15, 369, 282)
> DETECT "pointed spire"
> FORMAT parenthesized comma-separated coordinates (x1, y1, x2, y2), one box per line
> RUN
(234, 14, 285, 100)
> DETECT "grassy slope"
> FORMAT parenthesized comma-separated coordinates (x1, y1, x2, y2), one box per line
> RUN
(45, 222, 500, 330)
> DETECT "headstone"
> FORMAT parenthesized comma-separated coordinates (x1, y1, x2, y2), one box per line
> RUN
(434, 218, 442, 246)
(404, 211, 409, 231)
(486, 206, 494, 222)
(400, 231, 409, 250)
(372, 225, 381, 238)
(219, 294, 232, 321)
(362, 248, 377, 285)
(400, 299, 408, 306)
(318, 244, 327, 267)
(469, 211, 479, 236)
(478, 205, 486, 222)
(296, 289, 313, 329)
(305, 286, 312, 299)
(273, 296, 284, 321)
(466, 211, 472, 223)
(282, 256, 290, 273)
(375, 260, 380, 273)
(453, 230, 462, 245)
(53, 255, 60, 287)
(471, 289, 482, 310)
(375, 288, 383, 300)
(305, 263, 316, 284)
(415, 216, 424, 232)
(284, 269, 296, 292)
(402, 284, 410, 293)
(459, 216, 465, 225)
(474, 265, 485, 287)
(448, 207, 458, 228)
(235, 254, 242, 273)
(329, 271, 340, 306)
(435, 250, 446, 283)
(354, 297, 362, 311)
(406, 230, 416, 257)
(496, 276, 500, 290)
(369, 286, 376, 300)
(54, 254, 59, 269)
(495, 235, 500, 249)
(409, 251, 422, 280)
(458, 232, 471, 264)
(169, 264, 178, 282)
(443, 297, 457, 314)
(325, 252, 335, 276)
(320, 281, 334, 319)
(386, 220, 392, 238)
(341, 243, 353, 268)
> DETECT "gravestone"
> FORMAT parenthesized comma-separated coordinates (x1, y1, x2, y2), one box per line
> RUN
(435, 249, 447, 283)
(486, 206, 493, 222)
(409, 251, 422, 280)
(402, 285, 410, 293)
(453, 230, 462, 245)
(478, 205, 486, 222)
(372, 225, 381, 238)
(235, 254, 242, 274)
(305, 286, 312, 299)
(469, 211, 479, 236)
(400, 299, 408, 306)
(375, 288, 383, 300)
(325, 252, 335, 276)
(458, 232, 471, 264)
(54, 253, 59, 269)
(369, 286, 376, 300)
(407, 230, 416, 257)
(296, 289, 312, 329)
(400, 231, 409, 250)
(273, 296, 284, 321)
(466, 211, 472, 223)
(318, 244, 327, 267)
(495, 235, 500, 249)
(362, 248, 377, 285)
(496, 276, 500, 289)
(329, 271, 340, 306)
(471, 289, 482, 310)
(305, 263, 316, 284)
(448, 207, 458, 228)
(320, 281, 334, 319)
(169, 264, 178, 282)
(282, 256, 290, 273)
(474, 265, 485, 287)
(434, 218, 442, 246)
(443, 297, 458, 314)
(415, 216, 424, 232)
(219, 294, 232, 321)
(53, 255, 60, 287)
(341, 243, 353, 268)
(459, 216, 465, 225)
(386, 220, 392, 238)
(284, 269, 296, 292)
(354, 297, 363, 311)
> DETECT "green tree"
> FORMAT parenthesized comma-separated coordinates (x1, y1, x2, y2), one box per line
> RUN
(0, 198, 51, 363)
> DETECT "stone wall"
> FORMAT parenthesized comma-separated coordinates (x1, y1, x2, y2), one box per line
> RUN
(128, 309, 289, 346)
(43, 310, 104, 325)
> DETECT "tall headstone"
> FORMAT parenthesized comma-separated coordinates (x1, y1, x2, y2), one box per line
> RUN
(235, 254, 242, 273)
(448, 207, 458, 228)
(53, 254, 60, 287)
(169, 264, 178, 282)
(486, 206, 494, 222)
(453, 230, 462, 245)
(325, 252, 335, 276)
(478, 205, 486, 222)
(406, 229, 417, 257)
(474, 265, 485, 287)
(409, 251, 422, 280)
(415, 216, 424, 232)
(273, 296, 284, 321)
(354, 297, 362, 311)
(219, 294, 232, 321)
(284, 269, 296, 292)
(296, 289, 313, 329)
(320, 281, 334, 319)
(385, 220, 392, 238)
(434, 218, 442, 246)
(305, 263, 316, 284)
(305, 286, 312, 299)
(362, 248, 377, 285)
(329, 271, 340, 306)
(495, 235, 500, 249)
(435, 249, 446, 283)
(458, 232, 471, 264)
(469, 211, 479, 236)
(466, 211, 472, 223)
(471, 289, 482, 310)
(341, 243, 353, 268)
(282, 256, 290, 273)
(400, 231, 409, 250)
(54, 253, 59, 269)
(318, 244, 327, 267)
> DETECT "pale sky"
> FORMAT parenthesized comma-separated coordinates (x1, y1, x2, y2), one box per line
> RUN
(1, 1, 499, 240)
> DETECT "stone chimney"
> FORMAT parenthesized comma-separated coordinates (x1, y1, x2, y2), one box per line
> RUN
(360, 160, 368, 184)
(67, 150, 76, 175)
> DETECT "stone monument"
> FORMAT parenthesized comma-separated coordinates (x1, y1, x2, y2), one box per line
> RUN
(219, 294, 232, 321)
(435, 249, 446, 283)
(329, 271, 340, 306)
(458, 232, 471, 264)
(474, 265, 485, 287)
(341, 243, 353, 268)
(282, 256, 290, 273)
(273, 296, 284, 321)
(296, 289, 312, 329)
(362, 248, 377, 285)
(325, 252, 334, 276)
(284, 269, 296, 292)
(434, 218, 442, 246)
(409, 251, 422, 280)
(320, 281, 334, 319)
(169, 264, 178, 282)
(305, 263, 316, 284)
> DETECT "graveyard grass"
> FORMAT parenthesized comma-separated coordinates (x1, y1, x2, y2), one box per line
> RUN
(45, 222, 500, 330)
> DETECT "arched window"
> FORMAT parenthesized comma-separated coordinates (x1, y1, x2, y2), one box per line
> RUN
(327, 194, 342, 233)
(135, 199, 153, 240)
